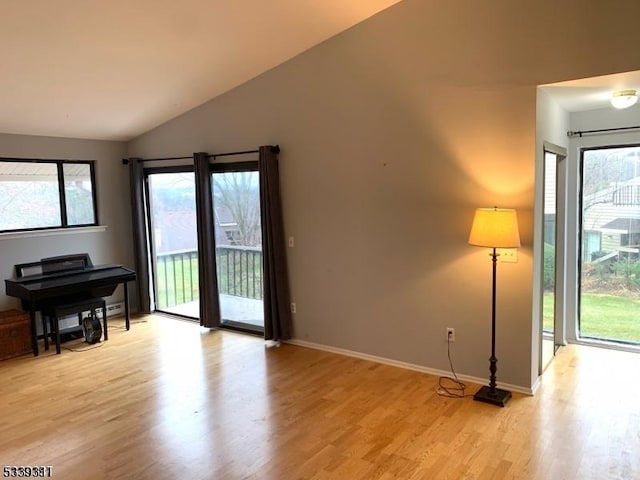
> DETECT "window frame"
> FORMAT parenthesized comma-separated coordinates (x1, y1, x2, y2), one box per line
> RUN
(0, 157, 98, 233)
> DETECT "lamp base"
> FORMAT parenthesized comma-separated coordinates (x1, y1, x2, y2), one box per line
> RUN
(473, 385, 511, 407)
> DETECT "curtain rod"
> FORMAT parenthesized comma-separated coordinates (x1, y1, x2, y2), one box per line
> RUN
(567, 125, 640, 138)
(208, 149, 259, 159)
(207, 145, 280, 158)
(122, 145, 279, 165)
(122, 156, 192, 164)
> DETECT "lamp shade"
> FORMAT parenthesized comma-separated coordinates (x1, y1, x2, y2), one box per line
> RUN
(468, 207, 521, 248)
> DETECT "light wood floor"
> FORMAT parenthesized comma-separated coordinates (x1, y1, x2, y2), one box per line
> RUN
(1, 315, 639, 480)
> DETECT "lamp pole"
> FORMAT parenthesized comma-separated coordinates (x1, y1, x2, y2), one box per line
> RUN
(473, 247, 512, 407)
(489, 247, 498, 394)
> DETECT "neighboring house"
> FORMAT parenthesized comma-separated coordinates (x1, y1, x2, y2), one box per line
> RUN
(153, 210, 198, 255)
(583, 179, 640, 262)
(152, 203, 253, 255)
(213, 203, 243, 246)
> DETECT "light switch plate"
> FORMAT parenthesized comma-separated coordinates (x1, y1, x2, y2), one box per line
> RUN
(497, 248, 518, 263)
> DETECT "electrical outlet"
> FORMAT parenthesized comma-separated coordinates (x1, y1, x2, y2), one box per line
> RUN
(290, 302, 296, 314)
(446, 327, 455, 342)
(497, 248, 518, 263)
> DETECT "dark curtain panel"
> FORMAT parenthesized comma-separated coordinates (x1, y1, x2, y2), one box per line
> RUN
(259, 145, 292, 340)
(128, 158, 151, 314)
(194, 152, 221, 328)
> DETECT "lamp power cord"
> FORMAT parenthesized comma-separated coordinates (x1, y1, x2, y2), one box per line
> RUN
(437, 333, 473, 398)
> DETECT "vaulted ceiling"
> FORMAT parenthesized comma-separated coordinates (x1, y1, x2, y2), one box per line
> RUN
(3, 1, 638, 143)
(0, 0, 402, 141)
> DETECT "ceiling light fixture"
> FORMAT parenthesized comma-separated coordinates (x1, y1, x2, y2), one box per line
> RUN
(610, 89, 638, 109)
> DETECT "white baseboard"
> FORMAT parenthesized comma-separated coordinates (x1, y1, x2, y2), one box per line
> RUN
(530, 376, 541, 395)
(285, 338, 534, 396)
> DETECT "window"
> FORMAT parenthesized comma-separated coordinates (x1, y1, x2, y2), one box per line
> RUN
(579, 145, 640, 344)
(0, 158, 97, 232)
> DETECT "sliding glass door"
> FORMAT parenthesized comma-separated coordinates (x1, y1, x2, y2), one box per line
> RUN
(579, 145, 640, 344)
(146, 169, 199, 318)
(211, 163, 264, 332)
(541, 150, 558, 369)
(542, 151, 557, 338)
(540, 144, 567, 372)
(144, 162, 264, 332)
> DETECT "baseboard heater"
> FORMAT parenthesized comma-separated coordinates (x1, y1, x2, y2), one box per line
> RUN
(98, 302, 125, 318)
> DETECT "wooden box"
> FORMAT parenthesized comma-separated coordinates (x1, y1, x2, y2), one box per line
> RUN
(0, 310, 31, 360)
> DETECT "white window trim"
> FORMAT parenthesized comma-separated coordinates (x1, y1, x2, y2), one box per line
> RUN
(0, 225, 107, 240)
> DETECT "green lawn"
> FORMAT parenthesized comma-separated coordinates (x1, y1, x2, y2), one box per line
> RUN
(156, 256, 199, 308)
(543, 292, 640, 343)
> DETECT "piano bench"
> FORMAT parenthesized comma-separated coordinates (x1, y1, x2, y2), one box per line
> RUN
(42, 298, 107, 355)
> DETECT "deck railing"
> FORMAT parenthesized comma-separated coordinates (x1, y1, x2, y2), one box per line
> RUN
(155, 246, 263, 309)
(613, 184, 640, 206)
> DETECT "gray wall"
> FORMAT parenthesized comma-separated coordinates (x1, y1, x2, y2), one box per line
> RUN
(0, 133, 134, 312)
(128, 0, 640, 389)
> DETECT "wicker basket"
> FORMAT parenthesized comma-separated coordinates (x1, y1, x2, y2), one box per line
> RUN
(0, 310, 31, 360)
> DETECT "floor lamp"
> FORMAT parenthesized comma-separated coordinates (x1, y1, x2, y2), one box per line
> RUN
(468, 207, 521, 407)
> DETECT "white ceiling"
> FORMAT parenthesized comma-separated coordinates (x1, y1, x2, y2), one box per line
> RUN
(541, 70, 640, 113)
(0, 0, 402, 141)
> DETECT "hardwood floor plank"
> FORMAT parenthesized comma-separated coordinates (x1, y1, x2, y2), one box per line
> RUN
(1, 314, 639, 479)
